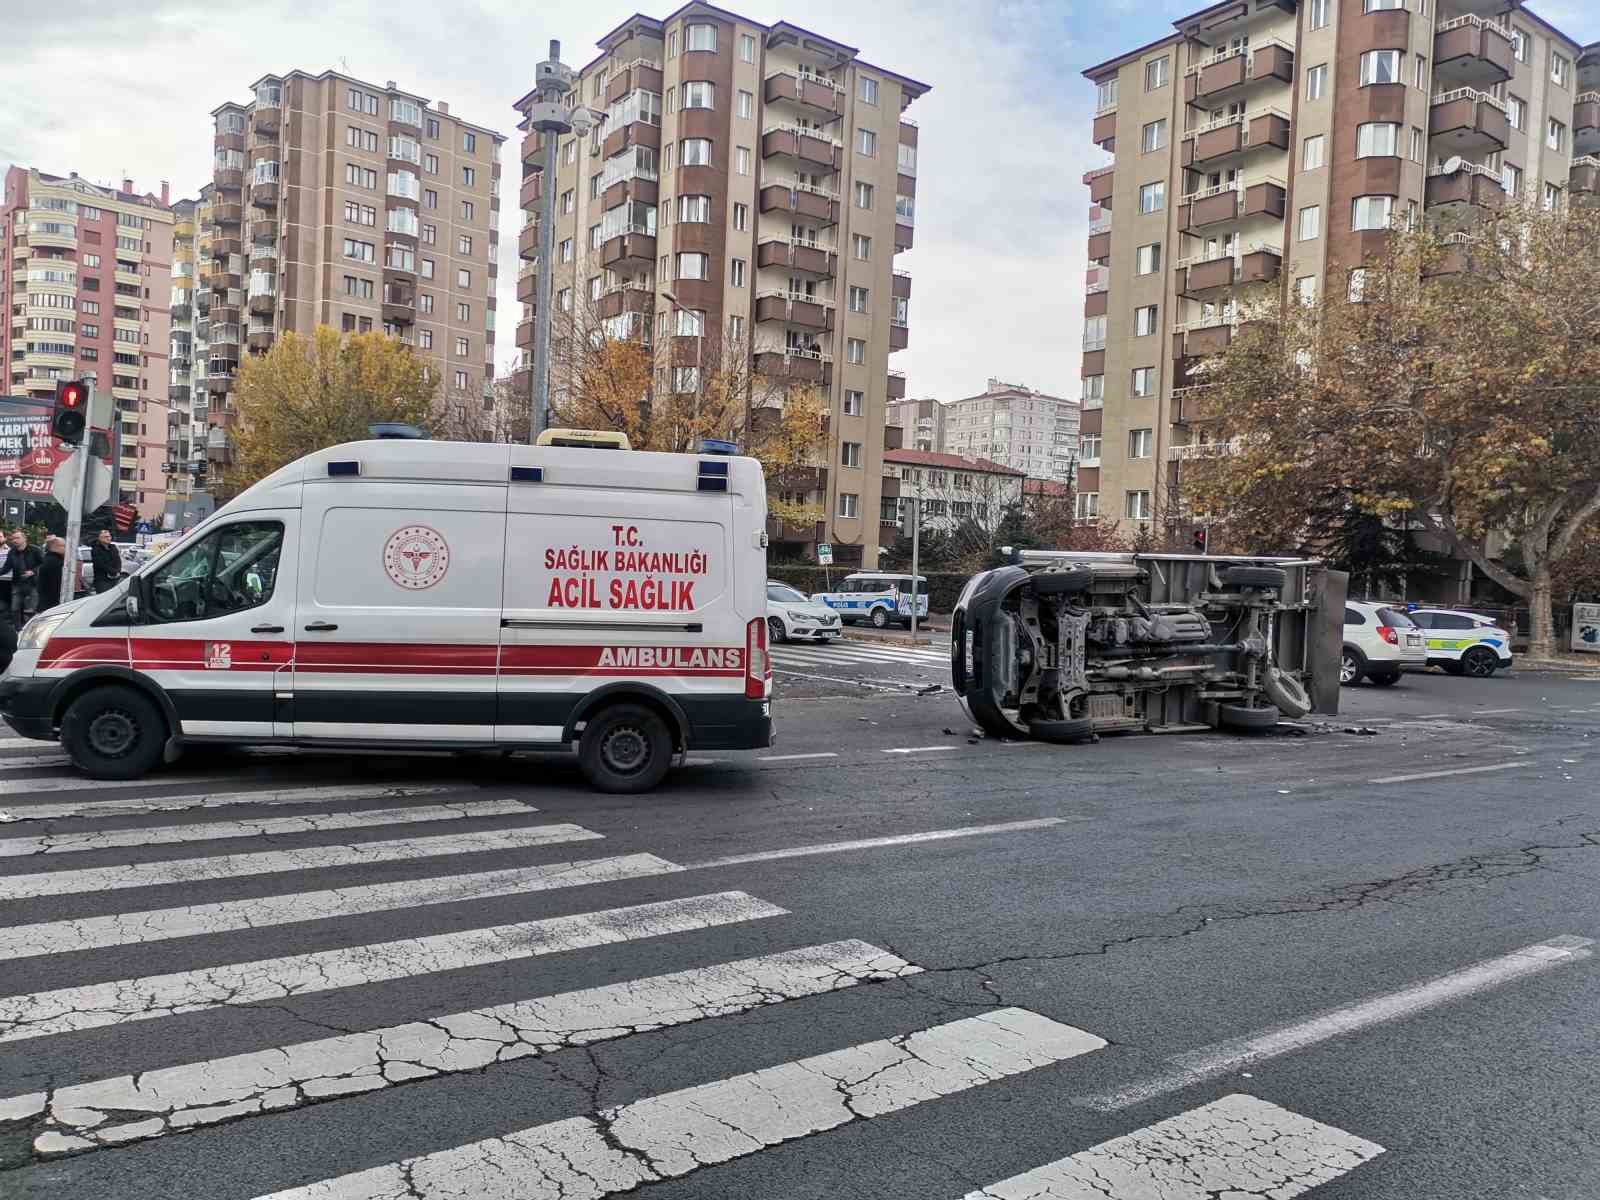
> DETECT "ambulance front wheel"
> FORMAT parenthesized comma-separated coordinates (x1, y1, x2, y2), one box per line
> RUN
(578, 703, 674, 793)
(61, 684, 167, 780)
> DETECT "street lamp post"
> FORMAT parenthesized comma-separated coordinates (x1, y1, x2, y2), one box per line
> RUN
(524, 41, 582, 443)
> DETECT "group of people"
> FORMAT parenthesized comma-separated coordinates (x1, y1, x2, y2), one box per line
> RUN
(0, 528, 123, 624)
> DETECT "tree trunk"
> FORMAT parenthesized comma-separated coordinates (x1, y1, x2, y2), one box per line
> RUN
(1527, 565, 1557, 660)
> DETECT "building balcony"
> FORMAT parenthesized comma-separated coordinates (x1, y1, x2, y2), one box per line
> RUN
(214, 203, 243, 227)
(253, 98, 281, 134)
(1092, 110, 1117, 152)
(597, 283, 653, 321)
(1172, 316, 1252, 358)
(894, 223, 914, 252)
(214, 235, 243, 257)
(382, 288, 415, 325)
(607, 59, 663, 104)
(250, 219, 276, 246)
(763, 72, 845, 119)
(766, 515, 825, 546)
(1433, 15, 1513, 86)
(752, 348, 831, 385)
(761, 125, 842, 173)
(889, 320, 909, 351)
(214, 168, 244, 191)
(1425, 163, 1506, 212)
(1570, 155, 1600, 196)
(515, 320, 535, 350)
(1184, 40, 1295, 105)
(520, 172, 543, 210)
(601, 229, 656, 270)
(1178, 179, 1285, 232)
(247, 329, 274, 352)
(759, 183, 840, 226)
(757, 239, 836, 278)
(1182, 109, 1291, 168)
(892, 270, 912, 301)
(247, 289, 275, 316)
(518, 221, 540, 261)
(171, 301, 192, 322)
(1172, 384, 1217, 426)
(888, 369, 906, 399)
(1084, 166, 1114, 208)
(250, 180, 279, 208)
(1576, 92, 1600, 156)
(1178, 244, 1282, 296)
(754, 291, 834, 332)
(517, 268, 538, 305)
(600, 120, 661, 161)
(1425, 232, 1475, 277)
(170, 384, 191, 405)
(521, 129, 552, 170)
(1430, 88, 1510, 153)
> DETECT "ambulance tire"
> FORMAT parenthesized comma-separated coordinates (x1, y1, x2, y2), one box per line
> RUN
(61, 684, 167, 780)
(579, 703, 674, 794)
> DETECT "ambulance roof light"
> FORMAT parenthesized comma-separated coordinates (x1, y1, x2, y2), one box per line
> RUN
(699, 438, 738, 456)
(370, 422, 428, 440)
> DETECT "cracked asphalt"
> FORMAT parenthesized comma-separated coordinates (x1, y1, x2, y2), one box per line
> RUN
(1, 657, 1598, 1198)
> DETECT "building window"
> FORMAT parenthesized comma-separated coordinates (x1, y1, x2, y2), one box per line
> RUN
(856, 181, 874, 209)
(423, 188, 438, 209)
(1347, 268, 1368, 302)
(728, 315, 744, 342)
(1125, 491, 1151, 521)
(1083, 374, 1104, 407)
(457, 302, 471, 321)
(1510, 27, 1529, 63)
(1134, 305, 1157, 337)
(458, 234, 473, 255)
(458, 265, 474, 286)
(853, 234, 871, 259)
(1414, 54, 1427, 87)
(558, 239, 572, 263)
(843, 390, 863, 416)
(857, 128, 877, 156)
(682, 138, 712, 166)
(342, 238, 376, 263)
(461, 200, 475, 221)
(1548, 118, 1566, 152)
(1096, 78, 1118, 112)
(463, 131, 478, 153)
(425, 152, 439, 175)
(1145, 56, 1169, 91)
(419, 257, 435, 279)
(737, 90, 753, 119)
(1410, 127, 1423, 161)
(1308, 0, 1329, 29)
(679, 194, 711, 222)
(730, 257, 746, 287)
(733, 146, 751, 176)
(1544, 182, 1563, 210)
(1301, 134, 1325, 171)
(859, 76, 879, 104)
(841, 441, 862, 467)
(1359, 50, 1401, 86)
(733, 202, 748, 231)
(682, 81, 715, 110)
(740, 33, 756, 62)
(1506, 96, 1525, 131)
(1351, 194, 1394, 230)
(1355, 122, 1399, 157)
(589, 223, 603, 250)
(421, 223, 436, 245)
(1076, 492, 1099, 520)
(419, 294, 433, 314)
(1552, 53, 1569, 87)
(425, 117, 441, 139)
(667, 30, 677, 57)
(848, 286, 868, 313)
(1363, 0, 1403, 10)
(677, 252, 709, 280)
(346, 164, 378, 189)
(346, 126, 378, 152)
(847, 337, 865, 364)
(1135, 243, 1161, 275)
(838, 493, 859, 519)
(1295, 276, 1317, 305)
(1298, 205, 1321, 241)
(676, 309, 704, 336)
(1306, 64, 1327, 100)
(899, 142, 917, 173)
(462, 166, 477, 186)
(1503, 163, 1523, 197)
(1141, 119, 1167, 153)
(454, 370, 468, 390)
(1129, 429, 1153, 458)
(342, 275, 373, 298)
(1080, 434, 1102, 462)
(1138, 181, 1165, 213)
(454, 336, 470, 356)
(1131, 367, 1155, 397)
(685, 23, 717, 52)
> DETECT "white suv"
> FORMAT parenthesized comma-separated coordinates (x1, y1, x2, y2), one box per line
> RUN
(1407, 608, 1514, 677)
(1341, 601, 1427, 686)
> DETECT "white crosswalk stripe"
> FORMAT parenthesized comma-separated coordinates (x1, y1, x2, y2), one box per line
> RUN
(0, 823, 602, 900)
(965, 1093, 1384, 1198)
(0, 772, 235, 795)
(0, 891, 784, 1044)
(249, 1008, 1105, 1200)
(772, 642, 948, 669)
(0, 782, 457, 823)
(16, 940, 921, 1155)
(0, 798, 534, 858)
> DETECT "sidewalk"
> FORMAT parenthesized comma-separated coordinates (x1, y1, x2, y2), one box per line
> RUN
(1513, 654, 1600, 676)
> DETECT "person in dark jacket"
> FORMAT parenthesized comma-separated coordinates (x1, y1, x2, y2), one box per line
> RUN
(36, 537, 65, 612)
(91, 529, 123, 593)
(3, 531, 43, 625)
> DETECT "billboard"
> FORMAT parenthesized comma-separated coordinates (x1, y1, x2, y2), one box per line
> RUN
(0, 398, 115, 513)
(1573, 603, 1600, 654)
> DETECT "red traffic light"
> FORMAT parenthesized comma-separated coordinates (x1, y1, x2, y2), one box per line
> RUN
(56, 381, 86, 408)
(53, 378, 89, 444)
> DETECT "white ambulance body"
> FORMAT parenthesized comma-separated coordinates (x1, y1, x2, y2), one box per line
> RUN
(0, 438, 773, 793)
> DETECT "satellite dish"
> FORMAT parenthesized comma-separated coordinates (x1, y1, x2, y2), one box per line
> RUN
(1441, 155, 1464, 175)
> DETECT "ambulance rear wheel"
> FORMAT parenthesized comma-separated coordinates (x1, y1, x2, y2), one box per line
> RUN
(61, 684, 167, 780)
(579, 704, 674, 794)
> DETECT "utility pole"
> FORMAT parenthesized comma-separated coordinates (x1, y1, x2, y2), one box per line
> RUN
(525, 40, 577, 443)
(59, 382, 95, 607)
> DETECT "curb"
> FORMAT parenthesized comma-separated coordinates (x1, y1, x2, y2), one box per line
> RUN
(844, 627, 951, 648)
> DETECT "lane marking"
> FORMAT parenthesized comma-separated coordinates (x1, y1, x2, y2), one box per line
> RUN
(1084, 935, 1593, 1113)
(247, 1008, 1104, 1200)
(0, 799, 534, 859)
(756, 752, 839, 763)
(968, 1094, 1383, 1199)
(0, 783, 458, 824)
(1473, 707, 1523, 715)
(1411, 713, 1455, 719)
(0, 892, 785, 1044)
(1370, 761, 1530, 784)
(0, 824, 603, 900)
(0, 773, 233, 796)
(881, 745, 958, 755)
(683, 818, 1067, 870)
(0, 853, 683, 960)
(22, 941, 922, 1155)
(0, 755, 69, 772)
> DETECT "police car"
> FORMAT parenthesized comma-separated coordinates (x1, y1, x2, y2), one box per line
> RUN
(810, 572, 930, 629)
(1407, 607, 1514, 677)
(0, 432, 773, 793)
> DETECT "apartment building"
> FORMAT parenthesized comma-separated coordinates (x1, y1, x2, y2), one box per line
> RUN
(883, 446, 1025, 537)
(515, 3, 929, 569)
(2, 167, 175, 519)
(941, 378, 1080, 483)
(206, 71, 504, 463)
(885, 396, 944, 451)
(166, 187, 216, 527)
(1081, 0, 1590, 537)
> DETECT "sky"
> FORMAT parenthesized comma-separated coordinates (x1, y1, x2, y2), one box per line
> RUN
(3, 0, 1595, 408)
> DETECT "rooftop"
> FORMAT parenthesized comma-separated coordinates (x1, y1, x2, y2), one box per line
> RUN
(884, 448, 1026, 477)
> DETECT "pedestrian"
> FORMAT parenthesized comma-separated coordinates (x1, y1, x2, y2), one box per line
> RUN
(3, 531, 43, 625)
(91, 528, 123, 594)
(36, 537, 65, 613)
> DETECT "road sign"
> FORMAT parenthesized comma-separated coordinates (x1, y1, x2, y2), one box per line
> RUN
(0, 396, 114, 512)
(817, 543, 833, 566)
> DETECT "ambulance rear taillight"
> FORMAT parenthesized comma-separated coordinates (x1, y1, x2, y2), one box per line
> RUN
(745, 617, 770, 699)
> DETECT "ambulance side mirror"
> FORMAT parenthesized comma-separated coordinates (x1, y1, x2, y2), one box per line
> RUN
(125, 587, 141, 623)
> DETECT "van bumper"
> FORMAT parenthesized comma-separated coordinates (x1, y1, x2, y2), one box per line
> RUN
(682, 695, 774, 751)
(0, 674, 58, 740)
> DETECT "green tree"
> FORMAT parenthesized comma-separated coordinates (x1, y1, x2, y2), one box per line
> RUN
(222, 328, 439, 497)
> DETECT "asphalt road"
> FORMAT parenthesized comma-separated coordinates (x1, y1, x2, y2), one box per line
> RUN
(2, 643, 1598, 1199)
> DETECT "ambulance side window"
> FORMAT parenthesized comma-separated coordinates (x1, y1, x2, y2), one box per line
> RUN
(147, 522, 284, 622)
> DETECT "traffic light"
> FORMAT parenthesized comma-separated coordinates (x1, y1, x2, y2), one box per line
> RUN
(52, 379, 88, 444)
(1192, 528, 1208, 553)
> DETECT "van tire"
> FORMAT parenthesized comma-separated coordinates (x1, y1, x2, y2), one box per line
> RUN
(1028, 717, 1095, 743)
(1031, 567, 1094, 596)
(870, 607, 890, 629)
(1218, 703, 1280, 733)
(579, 704, 674, 794)
(61, 684, 167, 780)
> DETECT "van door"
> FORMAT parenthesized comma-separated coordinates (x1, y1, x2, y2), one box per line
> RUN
(132, 514, 297, 740)
(292, 479, 507, 744)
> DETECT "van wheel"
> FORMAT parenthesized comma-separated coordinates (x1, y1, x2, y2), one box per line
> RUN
(61, 684, 167, 780)
(579, 704, 674, 794)
(870, 607, 890, 629)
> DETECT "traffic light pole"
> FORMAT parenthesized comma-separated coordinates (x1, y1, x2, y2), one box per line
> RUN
(59, 384, 92, 607)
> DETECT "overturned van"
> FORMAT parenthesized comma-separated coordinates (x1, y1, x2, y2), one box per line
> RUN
(951, 550, 1343, 742)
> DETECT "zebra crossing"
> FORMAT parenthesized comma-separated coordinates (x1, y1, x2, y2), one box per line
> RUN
(771, 637, 949, 673)
(0, 746, 1390, 1198)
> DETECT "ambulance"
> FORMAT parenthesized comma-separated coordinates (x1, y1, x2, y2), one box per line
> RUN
(0, 434, 774, 793)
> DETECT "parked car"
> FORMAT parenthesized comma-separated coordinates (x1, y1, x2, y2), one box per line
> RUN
(766, 581, 841, 644)
(1341, 601, 1427, 685)
(810, 572, 929, 629)
(1407, 607, 1513, 677)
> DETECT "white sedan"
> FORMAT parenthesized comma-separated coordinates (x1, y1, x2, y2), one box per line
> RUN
(767, 581, 842, 644)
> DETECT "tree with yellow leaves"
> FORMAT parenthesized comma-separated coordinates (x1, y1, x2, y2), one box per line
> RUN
(219, 328, 439, 497)
(1185, 198, 1600, 657)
